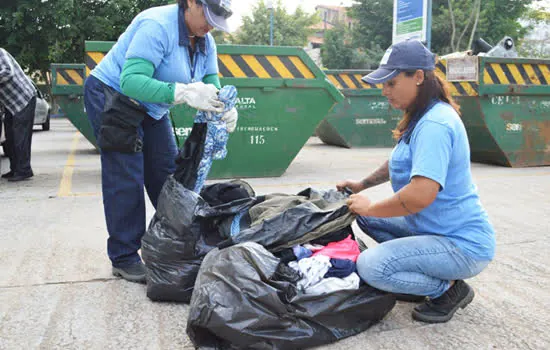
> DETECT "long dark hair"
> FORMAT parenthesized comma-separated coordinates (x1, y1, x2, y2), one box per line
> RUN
(178, 0, 189, 10)
(392, 70, 461, 140)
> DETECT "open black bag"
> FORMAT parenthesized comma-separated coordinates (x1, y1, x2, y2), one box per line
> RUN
(187, 242, 396, 350)
(142, 123, 361, 302)
(141, 123, 257, 302)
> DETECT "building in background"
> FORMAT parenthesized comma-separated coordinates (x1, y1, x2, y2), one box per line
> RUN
(305, 4, 354, 66)
(307, 4, 353, 48)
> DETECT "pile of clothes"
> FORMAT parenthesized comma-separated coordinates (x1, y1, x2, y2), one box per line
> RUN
(285, 235, 361, 295)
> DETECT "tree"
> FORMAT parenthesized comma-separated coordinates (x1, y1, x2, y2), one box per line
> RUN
(431, 0, 531, 54)
(347, 0, 393, 66)
(349, 0, 533, 57)
(517, 4, 550, 58)
(0, 0, 171, 89)
(321, 24, 368, 69)
(234, 0, 319, 46)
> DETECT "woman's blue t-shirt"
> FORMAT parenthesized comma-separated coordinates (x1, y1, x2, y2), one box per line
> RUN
(390, 101, 496, 261)
(91, 4, 218, 119)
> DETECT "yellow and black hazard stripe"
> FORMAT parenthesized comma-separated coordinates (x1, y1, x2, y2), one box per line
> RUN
(86, 52, 106, 76)
(326, 73, 383, 89)
(435, 61, 479, 96)
(86, 51, 315, 79)
(217, 54, 315, 79)
(56, 68, 85, 86)
(483, 62, 550, 85)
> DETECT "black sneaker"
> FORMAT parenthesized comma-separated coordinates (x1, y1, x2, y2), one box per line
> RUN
(1, 171, 14, 179)
(112, 261, 146, 284)
(8, 171, 33, 182)
(394, 293, 426, 303)
(412, 280, 474, 323)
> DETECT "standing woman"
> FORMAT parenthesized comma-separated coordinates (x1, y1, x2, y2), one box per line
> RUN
(337, 40, 495, 323)
(84, 0, 237, 283)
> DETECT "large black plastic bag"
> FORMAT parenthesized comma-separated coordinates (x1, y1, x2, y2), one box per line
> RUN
(219, 188, 355, 252)
(187, 242, 396, 350)
(141, 176, 257, 302)
(142, 122, 257, 302)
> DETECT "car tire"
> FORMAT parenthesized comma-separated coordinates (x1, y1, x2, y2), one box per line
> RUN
(42, 112, 50, 131)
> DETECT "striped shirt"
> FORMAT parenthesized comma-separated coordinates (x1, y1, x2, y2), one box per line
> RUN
(0, 48, 36, 115)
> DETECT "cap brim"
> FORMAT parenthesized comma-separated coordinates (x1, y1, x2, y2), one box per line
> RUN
(204, 6, 231, 33)
(362, 68, 400, 84)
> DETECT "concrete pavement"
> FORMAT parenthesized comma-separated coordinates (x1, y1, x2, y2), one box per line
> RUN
(0, 118, 548, 349)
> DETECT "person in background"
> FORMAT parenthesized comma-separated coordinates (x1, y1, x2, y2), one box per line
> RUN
(0, 48, 37, 182)
(83, 0, 236, 283)
(337, 40, 495, 323)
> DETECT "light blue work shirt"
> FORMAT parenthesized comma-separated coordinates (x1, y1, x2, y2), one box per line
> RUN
(389, 101, 496, 261)
(91, 4, 219, 120)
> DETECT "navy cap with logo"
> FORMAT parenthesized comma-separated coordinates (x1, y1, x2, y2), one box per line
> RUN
(362, 39, 436, 84)
(198, 0, 233, 32)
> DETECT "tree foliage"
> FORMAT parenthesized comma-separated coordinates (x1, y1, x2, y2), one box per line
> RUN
(517, 3, 550, 58)
(349, 0, 534, 63)
(431, 0, 532, 54)
(321, 24, 369, 69)
(0, 0, 171, 86)
(234, 0, 319, 46)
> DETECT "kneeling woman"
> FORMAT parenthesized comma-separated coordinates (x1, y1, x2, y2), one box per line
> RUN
(337, 40, 495, 323)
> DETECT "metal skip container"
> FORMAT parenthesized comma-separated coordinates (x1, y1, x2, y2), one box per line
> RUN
(441, 55, 550, 167)
(317, 58, 550, 167)
(316, 70, 401, 148)
(51, 41, 344, 178)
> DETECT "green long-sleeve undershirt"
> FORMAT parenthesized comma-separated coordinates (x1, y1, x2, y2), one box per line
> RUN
(119, 58, 222, 104)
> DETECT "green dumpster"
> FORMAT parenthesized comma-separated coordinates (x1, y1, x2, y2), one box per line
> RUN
(437, 56, 550, 167)
(316, 70, 401, 148)
(50, 63, 94, 145)
(318, 58, 550, 167)
(52, 41, 344, 178)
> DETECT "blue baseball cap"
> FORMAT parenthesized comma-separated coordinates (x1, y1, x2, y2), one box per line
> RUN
(198, 0, 233, 32)
(362, 39, 436, 84)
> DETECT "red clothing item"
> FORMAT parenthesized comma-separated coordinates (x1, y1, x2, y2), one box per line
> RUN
(312, 235, 360, 262)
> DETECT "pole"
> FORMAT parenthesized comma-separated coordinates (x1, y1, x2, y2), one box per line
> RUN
(426, 0, 432, 49)
(270, 7, 274, 46)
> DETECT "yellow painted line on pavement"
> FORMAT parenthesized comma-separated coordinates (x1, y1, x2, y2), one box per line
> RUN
(58, 132, 81, 197)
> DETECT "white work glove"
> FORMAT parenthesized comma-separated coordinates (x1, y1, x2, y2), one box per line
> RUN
(174, 82, 225, 113)
(221, 107, 238, 133)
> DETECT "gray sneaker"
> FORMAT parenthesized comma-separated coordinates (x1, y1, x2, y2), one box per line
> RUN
(112, 261, 146, 284)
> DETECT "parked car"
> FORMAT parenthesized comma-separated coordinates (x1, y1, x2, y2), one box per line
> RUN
(34, 87, 51, 131)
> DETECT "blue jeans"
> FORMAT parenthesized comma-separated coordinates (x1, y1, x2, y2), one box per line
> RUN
(84, 75, 177, 267)
(356, 216, 490, 298)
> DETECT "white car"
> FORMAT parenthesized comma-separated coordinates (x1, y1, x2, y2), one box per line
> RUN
(34, 88, 51, 131)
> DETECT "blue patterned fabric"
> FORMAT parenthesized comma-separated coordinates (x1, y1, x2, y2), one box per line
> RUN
(193, 85, 237, 193)
(230, 211, 245, 236)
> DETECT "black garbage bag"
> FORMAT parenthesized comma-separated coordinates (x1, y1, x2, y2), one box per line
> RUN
(187, 242, 396, 350)
(142, 122, 257, 302)
(219, 188, 355, 252)
(141, 176, 258, 302)
(142, 180, 355, 303)
(143, 121, 358, 303)
(173, 122, 208, 191)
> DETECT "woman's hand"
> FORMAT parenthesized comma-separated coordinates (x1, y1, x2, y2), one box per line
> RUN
(173, 82, 225, 113)
(346, 193, 372, 216)
(336, 180, 364, 194)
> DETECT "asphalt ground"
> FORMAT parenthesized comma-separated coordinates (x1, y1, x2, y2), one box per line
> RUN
(0, 118, 548, 349)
